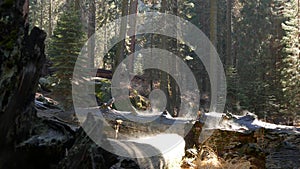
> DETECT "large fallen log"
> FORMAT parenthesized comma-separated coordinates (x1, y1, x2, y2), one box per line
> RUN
(21, 100, 300, 169)
(197, 112, 300, 169)
(73, 106, 300, 168)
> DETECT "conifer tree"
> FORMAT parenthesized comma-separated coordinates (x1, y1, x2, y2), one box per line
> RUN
(280, 0, 300, 116)
(48, 3, 86, 110)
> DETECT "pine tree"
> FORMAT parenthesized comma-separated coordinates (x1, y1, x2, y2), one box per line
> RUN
(280, 0, 300, 117)
(48, 3, 86, 110)
(231, 0, 284, 114)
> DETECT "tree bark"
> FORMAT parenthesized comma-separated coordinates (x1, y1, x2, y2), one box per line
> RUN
(127, 0, 138, 73)
(48, 0, 52, 36)
(159, 0, 170, 113)
(88, 0, 96, 69)
(209, 0, 218, 105)
(0, 0, 46, 168)
(169, 0, 179, 116)
(39, 0, 43, 28)
(114, 0, 129, 72)
(226, 0, 232, 68)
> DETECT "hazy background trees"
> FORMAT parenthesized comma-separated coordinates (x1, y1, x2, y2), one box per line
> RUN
(31, 0, 300, 122)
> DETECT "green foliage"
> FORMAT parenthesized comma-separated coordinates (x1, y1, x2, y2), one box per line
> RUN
(233, 0, 269, 111)
(95, 79, 112, 102)
(227, 0, 287, 115)
(280, 0, 300, 115)
(172, 0, 297, 118)
(94, 78, 150, 110)
(226, 67, 243, 112)
(39, 0, 299, 119)
(96, 0, 121, 29)
(48, 4, 86, 110)
(129, 89, 150, 110)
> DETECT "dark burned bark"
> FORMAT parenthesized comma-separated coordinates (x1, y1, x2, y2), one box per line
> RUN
(0, 0, 46, 168)
(58, 127, 119, 169)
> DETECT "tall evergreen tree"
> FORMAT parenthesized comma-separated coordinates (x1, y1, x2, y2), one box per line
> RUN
(231, 0, 282, 114)
(280, 0, 300, 117)
(48, 3, 86, 110)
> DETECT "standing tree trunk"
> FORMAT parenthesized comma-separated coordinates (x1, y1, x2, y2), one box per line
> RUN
(23, 0, 30, 25)
(209, 0, 218, 110)
(88, 0, 96, 69)
(0, 1, 46, 168)
(127, 0, 138, 73)
(159, 0, 170, 112)
(39, 0, 43, 28)
(75, 0, 80, 10)
(197, 1, 210, 93)
(48, 0, 52, 36)
(169, 0, 179, 116)
(226, 0, 232, 68)
(31, 0, 37, 28)
(114, 0, 129, 72)
(210, 0, 217, 71)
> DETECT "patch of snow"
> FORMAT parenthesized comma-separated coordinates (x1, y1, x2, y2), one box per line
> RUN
(209, 112, 299, 133)
(252, 119, 295, 130)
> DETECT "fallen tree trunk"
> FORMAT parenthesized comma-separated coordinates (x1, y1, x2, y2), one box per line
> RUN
(193, 112, 300, 169)
(67, 107, 300, 168)
(17, 98, 300, 169)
